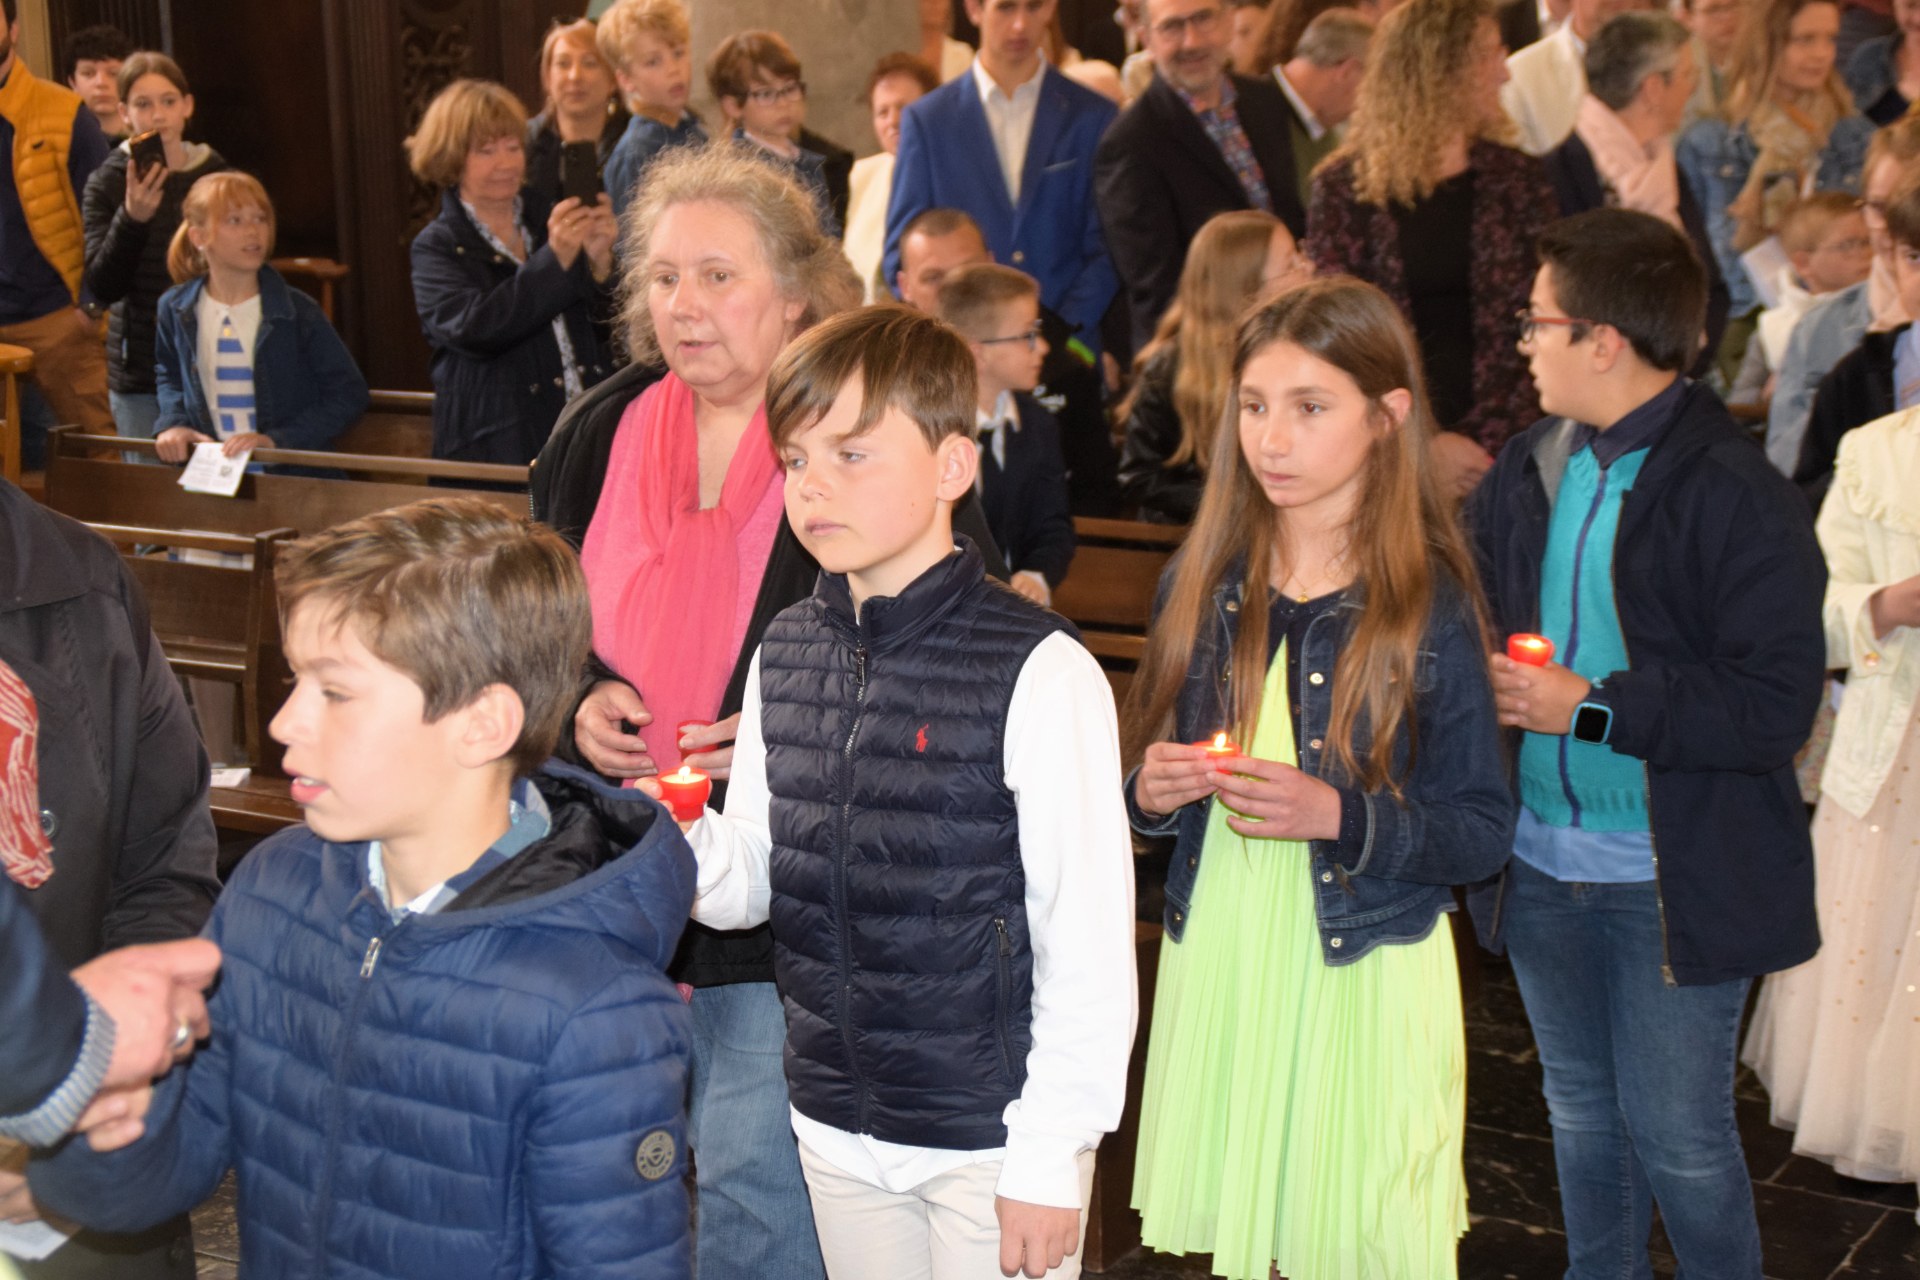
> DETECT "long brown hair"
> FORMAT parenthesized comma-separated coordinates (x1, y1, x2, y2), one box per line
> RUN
(1120, 277, 1489, 794)
(1719, 0, 1853, 126)
(1124, 210, 1282, 471)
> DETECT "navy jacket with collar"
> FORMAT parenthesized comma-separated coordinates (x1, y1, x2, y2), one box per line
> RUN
(1126, 568, 1515, 965)
(759, 540, 1070, 1149)
(154, 265, 369, 450)
(410, 186, 612, 464)
(978, 391, 1077, 587)
(1462, 380, 1826, 985)
(32, 763, 697, 1280)
(884, 65, 1118, 350)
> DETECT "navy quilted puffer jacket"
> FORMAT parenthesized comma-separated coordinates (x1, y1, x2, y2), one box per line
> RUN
(32, 763, 696, 1280)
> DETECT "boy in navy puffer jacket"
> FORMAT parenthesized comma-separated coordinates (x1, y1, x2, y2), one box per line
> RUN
(30, 498, 697, 1280)
(658, 305, 1137, 1280)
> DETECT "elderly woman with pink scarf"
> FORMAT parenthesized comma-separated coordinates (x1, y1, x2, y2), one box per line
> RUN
(1544, 9, 1731, 373)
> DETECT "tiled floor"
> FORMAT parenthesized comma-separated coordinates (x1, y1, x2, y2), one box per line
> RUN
(188, 959, 1917, 1279)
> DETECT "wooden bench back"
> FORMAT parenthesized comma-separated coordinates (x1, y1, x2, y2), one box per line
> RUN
(1051, 517, 1186, 702)
(46, 428, 528, 536)
(88, 524, 295, 770)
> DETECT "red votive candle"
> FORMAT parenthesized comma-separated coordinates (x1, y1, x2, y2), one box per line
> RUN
(1507, 633, 1556, 666)
(676, 719, 712, 750)
(1193, 731, 1241, 765)
(657, 765, 711, 822)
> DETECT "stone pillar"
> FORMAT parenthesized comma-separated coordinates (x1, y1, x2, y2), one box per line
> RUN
(690, 0, 919, 157)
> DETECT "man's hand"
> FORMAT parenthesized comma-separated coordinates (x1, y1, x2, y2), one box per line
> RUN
(574, 680, 655, 778)
(73, 1085, 155, 1152)
(995, 1196, 1081, 1278)
(71, 938, 222, 1092)
(1490, 653, 1591, 734)
(1430, 431, 1494, 501)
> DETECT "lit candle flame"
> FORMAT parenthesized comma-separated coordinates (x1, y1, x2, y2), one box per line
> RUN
(673, 766, 695, 782)
(1212, 732, 1229, 750)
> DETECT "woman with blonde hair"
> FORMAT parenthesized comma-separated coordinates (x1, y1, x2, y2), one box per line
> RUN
(1306, 0, 1553, 493)
(524, 18, 628, 205)
(1125, 276, 1513, 1279)
(407, 78, 618, 465)
(150, 171, 366, 463)
(1679, 0, 1873, 323)
(1116, 209, 1306, 523)
(531, 141, 991, 1280)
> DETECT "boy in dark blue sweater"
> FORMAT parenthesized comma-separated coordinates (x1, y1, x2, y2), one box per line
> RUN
(1465, 209, 1827, 1280)
(660, 305, 1135, 1280)
(30, 498, 696, 1280)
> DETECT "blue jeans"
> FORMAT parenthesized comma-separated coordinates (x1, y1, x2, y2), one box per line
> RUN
(109, 390, 163, 465)
(687, 981, 824, 1280)
(1503, 857, 1762, 1280)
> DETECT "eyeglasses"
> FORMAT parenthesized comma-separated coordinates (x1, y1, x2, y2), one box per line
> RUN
(1150, 6, 1222, 40)
(980, 325, 1045, 351)
(1515, 308, 1592, 345)
(746, 79, 806, 105)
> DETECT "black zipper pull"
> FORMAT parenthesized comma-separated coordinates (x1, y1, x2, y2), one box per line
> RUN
(854, 644, 868, 689)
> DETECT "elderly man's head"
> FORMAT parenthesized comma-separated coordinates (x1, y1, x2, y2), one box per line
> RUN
(1144, 0, 1232, 96)
(1585, 10, 1698, 139)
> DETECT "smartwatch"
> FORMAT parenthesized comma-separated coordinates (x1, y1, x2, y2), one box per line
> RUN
(1571, 682, 1613, 745)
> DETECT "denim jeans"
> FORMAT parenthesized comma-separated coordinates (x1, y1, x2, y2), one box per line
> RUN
(1503, 857, 1762, 1280)
(687, 981, 825, 1280)
(109, 390, 163, 465)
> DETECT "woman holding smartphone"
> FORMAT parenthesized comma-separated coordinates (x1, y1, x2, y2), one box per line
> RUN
(81, 50, 226, 446)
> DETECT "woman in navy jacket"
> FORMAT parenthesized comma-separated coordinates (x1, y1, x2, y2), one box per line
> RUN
(407, 79, 618, 465)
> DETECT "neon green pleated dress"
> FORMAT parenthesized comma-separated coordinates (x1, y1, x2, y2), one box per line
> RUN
(1132, 644, 1468, 1280)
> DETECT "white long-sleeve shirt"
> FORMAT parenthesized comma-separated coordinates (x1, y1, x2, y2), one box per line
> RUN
(688, 630, 1138, 1209)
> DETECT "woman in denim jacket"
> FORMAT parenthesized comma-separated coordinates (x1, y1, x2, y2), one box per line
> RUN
(1122, 278, 1515, 1280)
(1678, 0, 1874, 320)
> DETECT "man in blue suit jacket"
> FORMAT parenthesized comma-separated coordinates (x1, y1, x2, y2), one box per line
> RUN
(885, 0, 1119, 354)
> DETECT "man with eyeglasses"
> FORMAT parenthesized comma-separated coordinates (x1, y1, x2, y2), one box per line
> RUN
(885, 0, 1119, 358)
(1500, 0, 1641, 155)
(1094, 0, 1307, 351)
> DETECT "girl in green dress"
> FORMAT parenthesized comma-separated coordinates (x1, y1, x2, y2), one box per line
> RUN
(1121, 277, 1516, 1279)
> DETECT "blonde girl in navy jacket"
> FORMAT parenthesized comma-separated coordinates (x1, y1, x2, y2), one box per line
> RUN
(150, 171, 368, 464)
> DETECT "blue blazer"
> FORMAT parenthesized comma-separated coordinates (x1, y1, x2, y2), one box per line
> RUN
(884, 66, 1118, 349)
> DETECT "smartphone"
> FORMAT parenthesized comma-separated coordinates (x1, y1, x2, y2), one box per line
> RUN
(559, 140, 603, 207)
(128, 129, 165, 180)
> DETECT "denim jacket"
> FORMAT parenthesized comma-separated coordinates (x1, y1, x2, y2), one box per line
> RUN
(1676, 113, 1875, 316)
(1126, 567, 1516, 965)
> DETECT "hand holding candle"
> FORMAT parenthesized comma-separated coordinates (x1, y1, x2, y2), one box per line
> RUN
(1506, 633, 1555, 666)
(656, 765, 711, 822)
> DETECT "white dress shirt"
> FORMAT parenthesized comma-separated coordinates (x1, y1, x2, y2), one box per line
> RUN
(1273, 66, 1327, 141)
(971, 56, 1048, 204)
(1500, 23, 1587, 155)
(687, 630, 1138, 1208)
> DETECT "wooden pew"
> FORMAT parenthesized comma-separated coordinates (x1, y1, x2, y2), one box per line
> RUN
(334, 389, 435, 463)
(46, 430, 529, 832)
(1052, 517, 1186, 703)
(85, 523, 295, 775)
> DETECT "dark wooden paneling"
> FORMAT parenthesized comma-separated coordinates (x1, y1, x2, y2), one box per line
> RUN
(151, 0, 576, 390)
(44, 0, 166, 73)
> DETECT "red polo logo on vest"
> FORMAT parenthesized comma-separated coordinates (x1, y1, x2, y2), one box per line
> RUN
(915, 724, 929, 753)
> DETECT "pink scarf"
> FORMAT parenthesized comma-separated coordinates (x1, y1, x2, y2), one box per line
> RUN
(1574, 94, 1681, 230)
(580, 374, 782, 772)
(1, 658, 53, 889)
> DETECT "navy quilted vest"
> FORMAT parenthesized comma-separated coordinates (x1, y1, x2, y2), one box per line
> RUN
(759, 541, 1071, 1149)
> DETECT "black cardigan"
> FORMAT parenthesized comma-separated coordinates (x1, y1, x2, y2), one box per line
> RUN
(531, 365, 1009, 985)
(1797, 324, 1902, 513)
(1116, 345, 1203, 524)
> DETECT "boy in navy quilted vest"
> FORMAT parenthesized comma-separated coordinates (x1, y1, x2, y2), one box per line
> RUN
(29, 498, 698, 1280)
(659, 304, 1137, 1280)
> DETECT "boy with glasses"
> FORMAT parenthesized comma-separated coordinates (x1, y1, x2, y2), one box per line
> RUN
(938, 263, 1076, 606)
(1467, 208, 1826, 1280)
(708, 30, 840, 237)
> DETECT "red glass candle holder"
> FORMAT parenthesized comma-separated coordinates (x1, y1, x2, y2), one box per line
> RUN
(657, 765, 711, 822)
(1507, 633, 1555, 666)
(1193, 731, 1241, 766)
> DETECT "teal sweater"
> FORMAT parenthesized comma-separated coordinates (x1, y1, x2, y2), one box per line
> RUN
(1517, 445, 1652, 831)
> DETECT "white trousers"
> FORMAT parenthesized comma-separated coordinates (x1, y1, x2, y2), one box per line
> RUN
(797, 1140, 1096, 1280)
